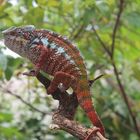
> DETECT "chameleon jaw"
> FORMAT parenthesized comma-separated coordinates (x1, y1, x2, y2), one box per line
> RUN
(2, 27, 16, 35)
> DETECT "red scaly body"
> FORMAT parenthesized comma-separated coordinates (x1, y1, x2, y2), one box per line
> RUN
(2, 25, 105, 137)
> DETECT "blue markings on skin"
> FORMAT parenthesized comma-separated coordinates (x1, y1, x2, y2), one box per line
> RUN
(41, 38, 49, 46)
(57, 47, 65, 54)
(49, 42, 76, 65)
(61, 51, 75, 65)
(50, 43, 57, 49)
(41, 38, 57, 49)
(41, 39, 76, 65)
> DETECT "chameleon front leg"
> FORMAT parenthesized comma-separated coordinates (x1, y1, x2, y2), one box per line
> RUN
(23, 45, 48, 76)
(47, 71, 77, 94)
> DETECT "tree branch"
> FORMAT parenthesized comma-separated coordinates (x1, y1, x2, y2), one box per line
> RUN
(111, 0, 124, 59)
(36, 73, 107, 140)
(2, 87, 47, 115)
(112, 62, 140, 136)
(52, 113, 107, 140)
(70, 22, 86, 40)
(91, 26, 112, 57)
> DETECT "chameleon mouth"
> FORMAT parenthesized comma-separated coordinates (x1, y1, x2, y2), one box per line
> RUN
(3, 34, 29, 53)
(2, 27, 16, 35)
(3, 34, 17, 48)
(3, 34, 28, 57)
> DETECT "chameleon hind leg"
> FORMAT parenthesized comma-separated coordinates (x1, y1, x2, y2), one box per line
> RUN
(47, 71, 77, 94)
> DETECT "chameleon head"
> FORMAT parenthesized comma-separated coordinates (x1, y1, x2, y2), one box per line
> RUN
(2, 25, 36, 57)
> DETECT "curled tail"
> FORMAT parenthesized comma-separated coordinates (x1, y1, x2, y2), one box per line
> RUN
(75, 80, 105, 136)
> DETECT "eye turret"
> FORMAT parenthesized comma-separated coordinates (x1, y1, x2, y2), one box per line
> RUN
(17, 29, 22, 34)
(21, 25, 35, 31)
(15, 29, 23, 36)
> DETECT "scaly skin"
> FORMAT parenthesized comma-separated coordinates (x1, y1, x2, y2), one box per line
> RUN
(2, 25, 105, 138)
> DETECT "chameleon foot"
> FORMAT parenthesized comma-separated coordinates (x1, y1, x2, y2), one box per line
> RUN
(47, 83, 67, 94)
(58, 83, 66, 93)
(85, 127, 100, 140)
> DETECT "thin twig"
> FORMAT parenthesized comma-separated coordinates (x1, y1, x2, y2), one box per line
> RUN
(89, 74, 104, 87)
(112, 62, 140, 136)
(4, 88, 47, 115)
(71, 23, 85, 40)
(92, 26, 112, 57)
(115, 111, 136, 132)
(111, 0, 124, 59)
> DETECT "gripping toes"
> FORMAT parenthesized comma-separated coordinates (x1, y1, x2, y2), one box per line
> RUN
(85, 127, 100, 140)
(23, 69, 38, 76)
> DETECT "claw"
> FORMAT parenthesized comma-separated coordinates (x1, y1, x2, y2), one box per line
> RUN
(58, 83, 66, 93)
(49, 124, 60, 130)
(23, 70, 37, 76)
(85, 127, 100, 140)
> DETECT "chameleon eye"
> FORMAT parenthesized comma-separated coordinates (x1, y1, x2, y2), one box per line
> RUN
(16, 29, 23, 35)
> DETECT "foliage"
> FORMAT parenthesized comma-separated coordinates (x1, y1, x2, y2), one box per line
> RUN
(0, 0, 140, 139)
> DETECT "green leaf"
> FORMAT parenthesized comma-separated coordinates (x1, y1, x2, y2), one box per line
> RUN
(36, 0, 47, 5)
(47, 0, 60, 7)
(132, 65, 140, 81)
(0, 53, 7, 71)
(129, 133, 139, 140)
(125, 12, 140, 28)
(4, 57, 23, 80)
(23, 7, 44, 26)
(25, 118, 40, 129)
(0, 126, 24, 139)
(0, 112, 13, 122)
